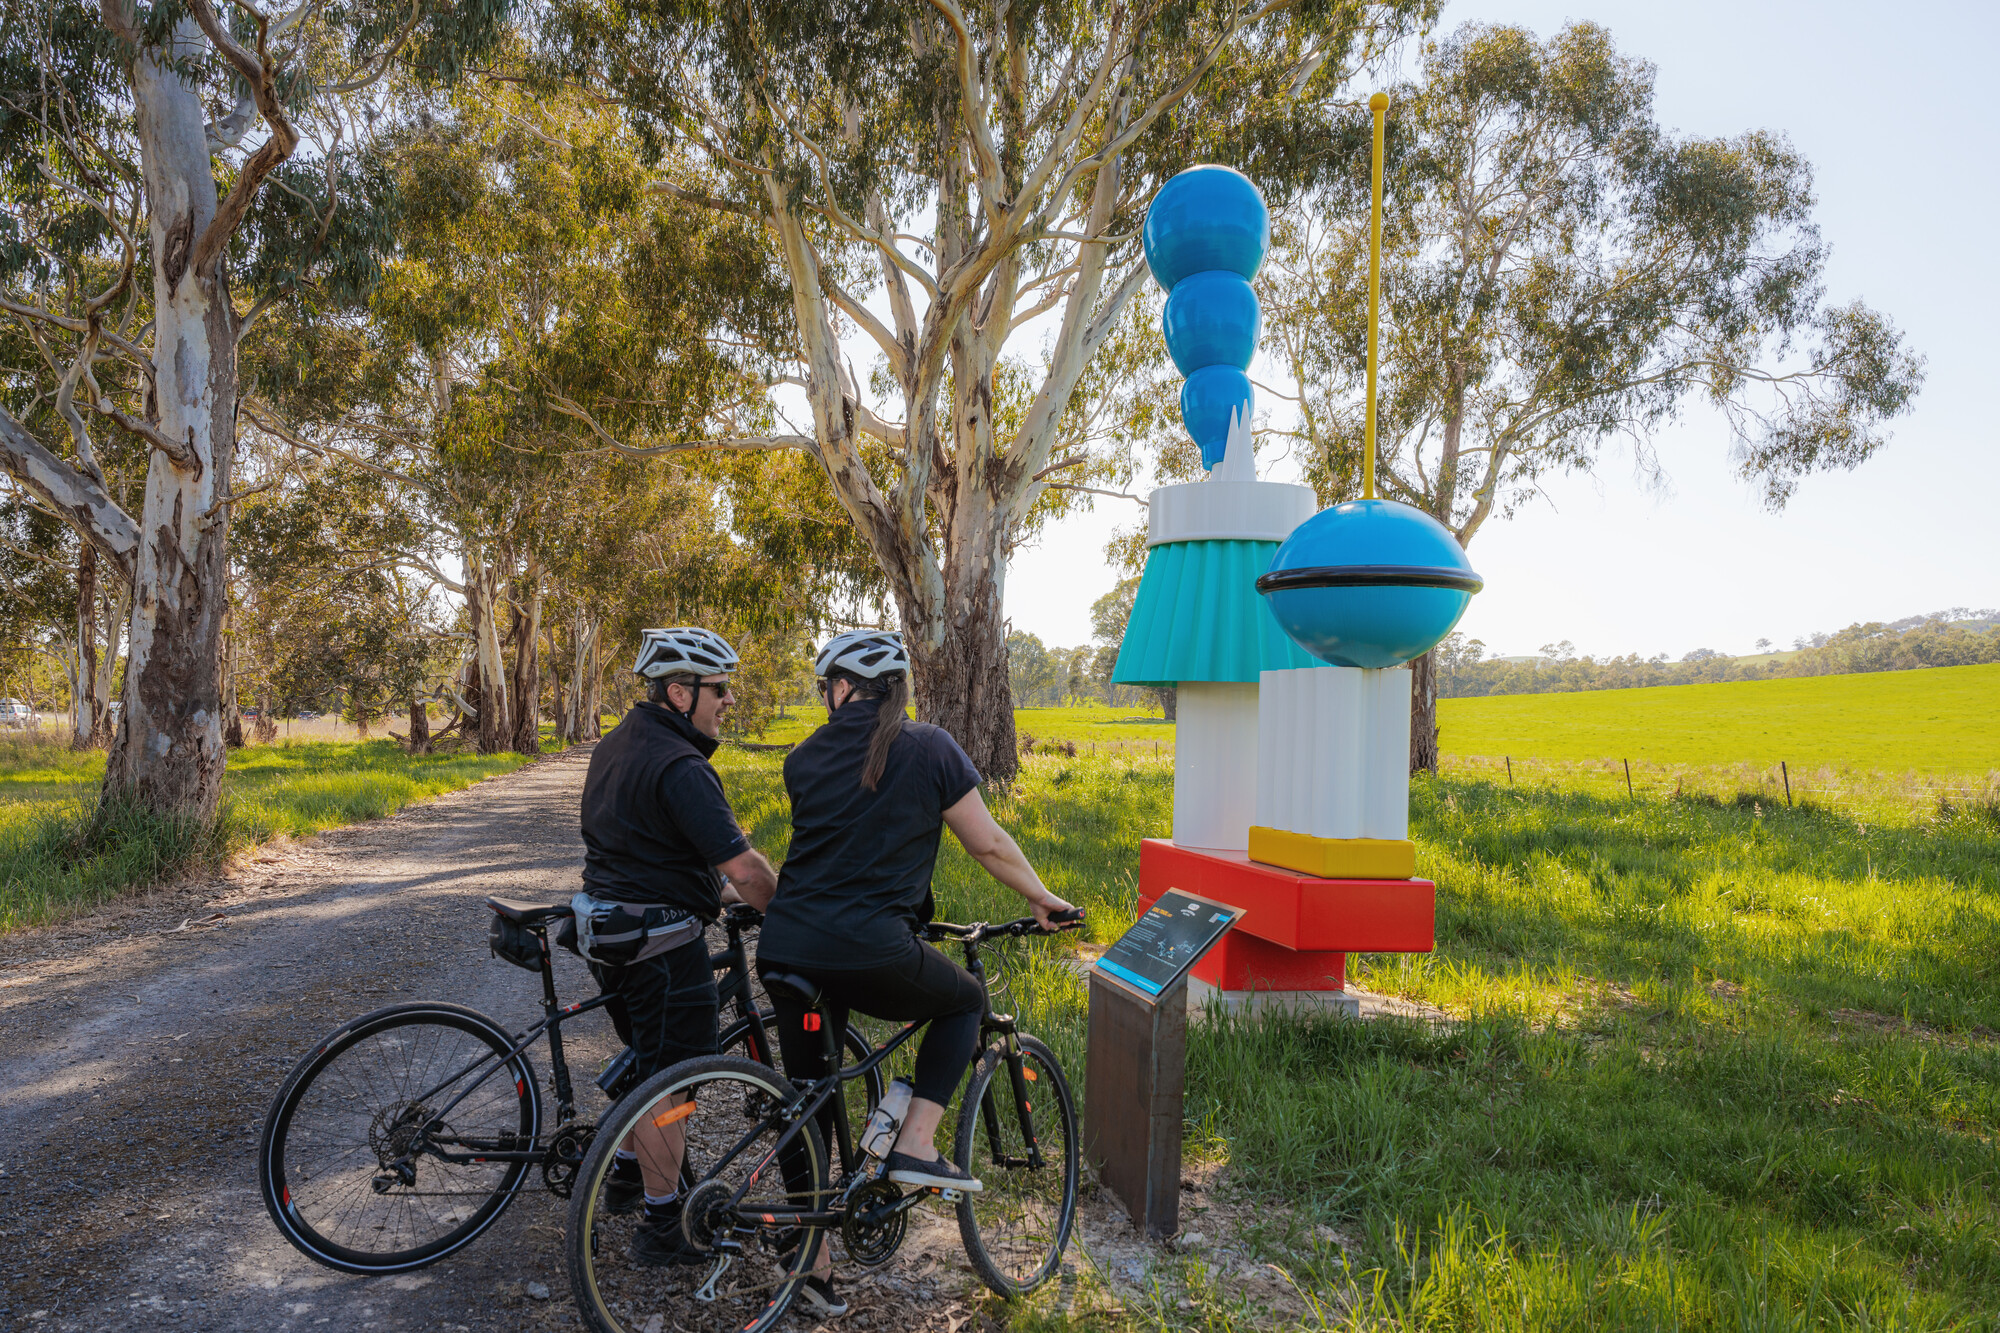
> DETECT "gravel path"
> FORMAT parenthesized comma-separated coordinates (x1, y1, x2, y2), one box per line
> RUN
(1, 746, 614, 1332)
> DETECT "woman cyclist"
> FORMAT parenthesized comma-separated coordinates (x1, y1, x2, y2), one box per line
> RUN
(756, 630, 1073, 1315)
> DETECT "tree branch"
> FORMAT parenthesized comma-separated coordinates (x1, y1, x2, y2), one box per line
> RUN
(0, 404, 139, 577)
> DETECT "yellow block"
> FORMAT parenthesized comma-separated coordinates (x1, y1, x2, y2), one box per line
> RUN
(1247, 828, 1415, 880)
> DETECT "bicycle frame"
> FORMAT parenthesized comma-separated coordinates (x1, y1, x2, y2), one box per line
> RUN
(401, 908, 776, 1170)
(693, 927, 1052, 1233)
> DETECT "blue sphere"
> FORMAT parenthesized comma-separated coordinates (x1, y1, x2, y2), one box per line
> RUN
(1180, 365, 1253, 469)
(1162, 270, 1260, 374)
(1144, 165, 1270, 290)
(1257, 499, 1484, 669)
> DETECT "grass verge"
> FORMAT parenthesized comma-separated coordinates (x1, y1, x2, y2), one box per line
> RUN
(0, 734, 546, 933)
(714, 745, 2000, 1329)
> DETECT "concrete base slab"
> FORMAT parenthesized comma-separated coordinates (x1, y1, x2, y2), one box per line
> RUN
(1187, 978, 1361, 1019)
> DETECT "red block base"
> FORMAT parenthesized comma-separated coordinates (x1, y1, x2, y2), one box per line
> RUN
(1136, 838, 1436, 994)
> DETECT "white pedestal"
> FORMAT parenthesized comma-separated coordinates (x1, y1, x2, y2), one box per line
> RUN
(1172, 681, 1260, 851)
(1255, 665, 1411, 841)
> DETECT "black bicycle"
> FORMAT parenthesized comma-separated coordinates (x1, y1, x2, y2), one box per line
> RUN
(565, 911, 1084, 1333)
(257, 899, 882, 1275)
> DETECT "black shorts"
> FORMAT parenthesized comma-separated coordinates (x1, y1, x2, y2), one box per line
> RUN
(590, 935, 718, 1081)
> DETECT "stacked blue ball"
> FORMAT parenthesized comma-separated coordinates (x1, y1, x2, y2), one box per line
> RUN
(1143, 167, 1270, 469)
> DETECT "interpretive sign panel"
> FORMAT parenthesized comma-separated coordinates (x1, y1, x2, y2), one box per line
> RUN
(1094, 889, 1243, 998)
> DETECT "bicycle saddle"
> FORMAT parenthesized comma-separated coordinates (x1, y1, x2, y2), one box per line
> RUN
(760, 972, 823, 1007)
(484, 896, 572, 925)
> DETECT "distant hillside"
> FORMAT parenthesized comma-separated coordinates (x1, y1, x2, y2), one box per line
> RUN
(1438, 661, 2000, 774)
(1441, 610, 1999, 700)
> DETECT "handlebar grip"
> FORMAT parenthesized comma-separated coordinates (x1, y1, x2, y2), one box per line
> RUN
(1047, 907, 1085, 925)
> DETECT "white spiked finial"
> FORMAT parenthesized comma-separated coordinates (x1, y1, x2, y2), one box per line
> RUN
(1209, 400, 1256, 482)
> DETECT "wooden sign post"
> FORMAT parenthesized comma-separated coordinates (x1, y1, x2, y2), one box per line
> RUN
(1083, 891, 1242, 1239)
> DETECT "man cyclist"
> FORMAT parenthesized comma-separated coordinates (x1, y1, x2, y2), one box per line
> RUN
(578, 626, 776, 1265)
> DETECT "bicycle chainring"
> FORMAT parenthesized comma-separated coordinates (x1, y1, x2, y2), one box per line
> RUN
(840, 1178, 908, 1267)
(541, 1122, 596, 1198)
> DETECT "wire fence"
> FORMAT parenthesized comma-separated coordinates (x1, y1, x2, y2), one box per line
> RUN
(1444, 753, 2000, 823)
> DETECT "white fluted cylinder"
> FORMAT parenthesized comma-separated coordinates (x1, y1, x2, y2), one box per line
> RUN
(1171, 681, 1260, 851)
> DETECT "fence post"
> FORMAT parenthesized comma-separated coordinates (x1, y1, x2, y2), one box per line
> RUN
(1505, 756, 1512, 785)
(1624, 758, 1634, 800)
(1781, 761, 1792, 806)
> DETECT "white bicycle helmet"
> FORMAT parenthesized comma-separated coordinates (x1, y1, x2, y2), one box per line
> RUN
(814, 630, 910, 680)
(632, 626, 739, 679)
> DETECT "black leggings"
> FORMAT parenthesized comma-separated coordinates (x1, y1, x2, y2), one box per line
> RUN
(758, 939, 985, 1105)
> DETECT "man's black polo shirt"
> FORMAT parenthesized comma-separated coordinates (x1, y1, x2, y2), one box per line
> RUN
(580, 702, 749, 919)
(758, 695, 982, 969)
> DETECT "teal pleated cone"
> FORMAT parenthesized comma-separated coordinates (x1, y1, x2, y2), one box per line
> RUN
(1111, 539, 1325, 687)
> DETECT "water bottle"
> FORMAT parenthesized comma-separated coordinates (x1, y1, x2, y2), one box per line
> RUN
(857, 1077, 915, 1162)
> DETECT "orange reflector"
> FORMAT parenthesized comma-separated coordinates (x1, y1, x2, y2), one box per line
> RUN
(1023, 1069, 1038, 1081)
(653, 1101, 696, 1128)
(1026, 1102, 1033, 1112)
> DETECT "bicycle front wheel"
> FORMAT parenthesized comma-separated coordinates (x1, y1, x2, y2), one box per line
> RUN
(258, 1003, 540, 1274)
(954, 1034, 1080, 1297)
(568, 1055, 828, 1333)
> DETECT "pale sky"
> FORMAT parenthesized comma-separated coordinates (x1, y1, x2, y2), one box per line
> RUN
(1003, 0, 2000, 659)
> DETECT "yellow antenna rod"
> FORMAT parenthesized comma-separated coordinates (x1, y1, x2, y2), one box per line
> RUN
(1364, 91, 1387, 501)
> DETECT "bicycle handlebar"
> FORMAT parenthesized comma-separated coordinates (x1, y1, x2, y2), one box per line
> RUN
(922, 907, 1085, 945)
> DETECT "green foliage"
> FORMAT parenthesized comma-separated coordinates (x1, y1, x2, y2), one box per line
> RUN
(1263, 21, 1924, 537)
(0, 733, 541, 931)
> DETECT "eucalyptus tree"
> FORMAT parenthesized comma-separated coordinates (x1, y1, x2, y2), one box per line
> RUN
(545, 0, 1434, 777)
(1259, 22, 1924, 769)
(0, 1, 507, 816)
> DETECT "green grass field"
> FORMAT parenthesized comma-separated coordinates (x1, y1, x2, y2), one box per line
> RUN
(708, 744, 2000, 1330)
(1439, 662, 2000, 774)
(0, 734, 543, 932)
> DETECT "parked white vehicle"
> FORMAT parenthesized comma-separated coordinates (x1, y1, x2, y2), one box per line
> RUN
(0, 699, 32, 729)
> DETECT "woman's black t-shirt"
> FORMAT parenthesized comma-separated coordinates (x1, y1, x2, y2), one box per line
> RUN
(757, 696, 982, 969)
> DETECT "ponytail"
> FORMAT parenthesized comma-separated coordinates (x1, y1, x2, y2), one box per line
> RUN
(860, 673, 908, 791)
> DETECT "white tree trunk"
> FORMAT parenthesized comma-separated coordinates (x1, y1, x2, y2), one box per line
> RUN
(100, 26, 235, 816)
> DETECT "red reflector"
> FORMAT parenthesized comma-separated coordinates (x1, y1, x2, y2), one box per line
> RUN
(517, 1079, 526, 1097)
(282, 1188, 290, 1205)
(802, 1014, 820, 1031)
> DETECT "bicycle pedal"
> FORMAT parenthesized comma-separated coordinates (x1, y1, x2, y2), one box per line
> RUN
(936, 1187, 965, 1203)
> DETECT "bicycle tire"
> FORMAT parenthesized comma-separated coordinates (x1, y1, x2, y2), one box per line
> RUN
(568, 1055, 828, 1333)
(258, 1002, 540, 1275)
(954, 1034, 1079, 1297)
(719, 1008, 885, 1109)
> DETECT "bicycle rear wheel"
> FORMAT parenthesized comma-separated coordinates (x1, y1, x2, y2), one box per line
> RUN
(568, 1055, 827, 1333)
(258, 1003, 539, 1274)
(954, 1034, 1079, 1297)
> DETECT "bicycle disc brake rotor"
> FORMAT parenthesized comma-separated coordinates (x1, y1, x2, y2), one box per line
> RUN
(840, 1178, 908, 1267)
(541, 1123, 595, 1198)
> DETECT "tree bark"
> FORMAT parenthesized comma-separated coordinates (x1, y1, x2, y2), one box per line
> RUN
(407, 695, 431, 754)
(465, 547, 509, 753)
(100, 24, 237, 819)
(92, 574, 130, 748)
(906, 513, 1017, 781)
(73, 545, 100, 749)
(1151, 686, 1177, 722)
(1409, 650, 1440, 774)
(508, 558, 543, 754)
(222, 617, 244, 748)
